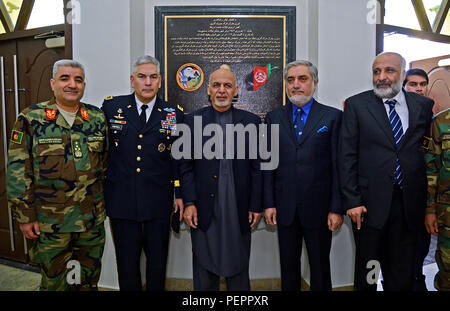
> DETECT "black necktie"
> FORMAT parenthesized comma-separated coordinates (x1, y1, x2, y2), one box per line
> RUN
(140, 104, 148, 127)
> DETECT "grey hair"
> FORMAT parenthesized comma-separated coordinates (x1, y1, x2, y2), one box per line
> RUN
(52, 59, 85, 79)
(132, 55, 160, 74)
(284, 60, 318, 83)
(375, 52, 407, 73)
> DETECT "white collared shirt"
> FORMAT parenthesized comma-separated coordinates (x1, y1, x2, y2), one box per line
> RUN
(383, 90, 409, 133)
(135, 95, 156, 122)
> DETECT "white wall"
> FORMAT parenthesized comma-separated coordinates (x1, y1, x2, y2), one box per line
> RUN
(317, 0, 376, 108)
(73, 0, 133, 290)
(314, 0, 376, 288)
(73, 0, 132, 105)
(73, 0, 375, 290)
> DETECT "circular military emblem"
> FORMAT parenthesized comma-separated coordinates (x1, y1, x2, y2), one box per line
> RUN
(158, 143, 166, 152)
(176, 63, 204, 91)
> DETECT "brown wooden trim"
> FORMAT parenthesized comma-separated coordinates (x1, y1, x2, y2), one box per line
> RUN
(0, 1, 13, 32)
(384, 24, 450, 43)
(411, 0, 432, 32)
(433, 0, 450, 33)
(14, 0, 35, 31)
(0, 24, 64, 41)
(64, 0, 73, 59)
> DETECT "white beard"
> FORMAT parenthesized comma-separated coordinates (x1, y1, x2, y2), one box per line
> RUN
(213, 100, 231, 107)
(373, 78, 403, 99)
(288, 94, 313, 107)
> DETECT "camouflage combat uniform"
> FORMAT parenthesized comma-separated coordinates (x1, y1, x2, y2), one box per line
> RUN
(425, 108, 450, 291)
(6, 99, 107, 291)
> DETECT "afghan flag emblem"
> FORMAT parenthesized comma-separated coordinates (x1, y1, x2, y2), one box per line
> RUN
(11, 130, 24, 144)
(253, 64, 279, 91)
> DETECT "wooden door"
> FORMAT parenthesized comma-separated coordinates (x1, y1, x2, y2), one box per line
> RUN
(410, 55, 450, 115)
(0, 34, 65, 263)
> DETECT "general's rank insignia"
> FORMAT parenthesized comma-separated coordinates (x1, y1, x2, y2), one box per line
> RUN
(105, 96, 114, 101)
(80, 109, 89, 120)
(72, 140, 83, 158)
(11, 130, 24, 144)
(46, 109, 57, 120)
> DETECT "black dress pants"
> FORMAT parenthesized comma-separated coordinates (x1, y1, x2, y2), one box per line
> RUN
(414, 225, 431, 290)
(110, 217, 170, 291)
(353, 186, 417, 291)
(277, 208, 332, 291)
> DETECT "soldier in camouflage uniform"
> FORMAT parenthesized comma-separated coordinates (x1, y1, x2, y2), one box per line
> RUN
(425, 108, 450, 291)
(6, 60, 107, 291)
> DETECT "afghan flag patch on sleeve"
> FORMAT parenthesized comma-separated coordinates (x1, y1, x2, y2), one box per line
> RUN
(11, 130, 24, 144)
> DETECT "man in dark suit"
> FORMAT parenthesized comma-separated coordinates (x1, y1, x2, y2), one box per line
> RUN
(339, 52, 434, 291)
(101, 55, 184, 291)
(179, 65, 262, 290)
(263, 60, 343, 291)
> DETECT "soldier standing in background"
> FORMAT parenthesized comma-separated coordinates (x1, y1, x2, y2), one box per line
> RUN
(425, 109, 450, 291)
(6, 60, 107, 291)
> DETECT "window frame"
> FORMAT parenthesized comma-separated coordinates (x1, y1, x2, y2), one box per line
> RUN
(377, 0, 450, 54)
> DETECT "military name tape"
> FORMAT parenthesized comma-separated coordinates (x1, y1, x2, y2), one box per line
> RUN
(38, 137, 63, 144)
(87, 136, 105, 142)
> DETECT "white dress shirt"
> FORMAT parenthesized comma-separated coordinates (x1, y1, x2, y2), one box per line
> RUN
(383, 90, 409, 133)
(135, 95, 156, 122)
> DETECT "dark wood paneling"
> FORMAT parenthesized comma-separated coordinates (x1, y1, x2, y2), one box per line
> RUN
(17, 37, 65, 111)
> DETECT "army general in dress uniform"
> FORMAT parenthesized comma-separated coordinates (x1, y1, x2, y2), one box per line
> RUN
(6, 60, 107, 291)
(425, 108, 450, 291)
(101, 55, 184, 291)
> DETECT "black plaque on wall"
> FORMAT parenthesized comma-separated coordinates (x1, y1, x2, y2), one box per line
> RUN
(155, 6, 296, 118)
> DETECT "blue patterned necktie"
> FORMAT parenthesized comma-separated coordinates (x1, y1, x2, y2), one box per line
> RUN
(386, 100, 403, 186)
(294, 108, 305, 144)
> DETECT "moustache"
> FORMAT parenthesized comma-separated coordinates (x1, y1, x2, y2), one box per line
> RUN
(376, 80, 392, 88)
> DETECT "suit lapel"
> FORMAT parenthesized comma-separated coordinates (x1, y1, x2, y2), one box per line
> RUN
(366, 91, 396, 147)
(298, 100, 325, 146)
(123, 94, 141, 130)
(281, 103, 297, 145)
(401, 90, 420, 148)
